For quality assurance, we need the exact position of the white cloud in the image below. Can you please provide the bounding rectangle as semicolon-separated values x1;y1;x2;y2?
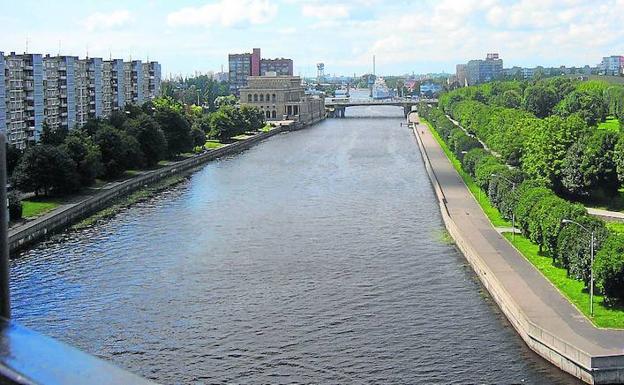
301;4;350;19
167;0;278;28
82;10;133;32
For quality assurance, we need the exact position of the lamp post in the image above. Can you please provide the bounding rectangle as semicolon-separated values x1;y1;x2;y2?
561;219;595;317
491;173;516;242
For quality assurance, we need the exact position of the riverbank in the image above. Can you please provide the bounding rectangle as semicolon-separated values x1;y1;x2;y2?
8;120;317;254
410;113;624;384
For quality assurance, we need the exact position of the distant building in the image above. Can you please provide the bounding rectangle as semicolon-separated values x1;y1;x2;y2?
228;48;293;93
102;59;125;117
214;71;229;83
420;82;442;96
600;56;624;76
459;53;503;85
455;64;467;86
240;75;324;124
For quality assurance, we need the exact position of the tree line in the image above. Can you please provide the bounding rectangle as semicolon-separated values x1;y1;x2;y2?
8;97;266;219
440;78;624;201
419;104;624;304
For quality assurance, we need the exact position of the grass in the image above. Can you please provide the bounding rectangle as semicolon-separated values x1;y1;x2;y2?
503;232;624;329
22;199;61;218
423;119;511;227
260;124;273;133
232;133;255;140
598;116;621;132
606;221;624;235
204;140;225;149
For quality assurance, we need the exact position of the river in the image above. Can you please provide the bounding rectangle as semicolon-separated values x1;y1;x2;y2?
10;105;581;384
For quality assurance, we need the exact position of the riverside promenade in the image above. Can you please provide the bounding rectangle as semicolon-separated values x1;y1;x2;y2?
410;113;624;384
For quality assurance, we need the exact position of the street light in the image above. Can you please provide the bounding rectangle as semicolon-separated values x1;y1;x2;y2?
561;218;595;317
492;173;516;241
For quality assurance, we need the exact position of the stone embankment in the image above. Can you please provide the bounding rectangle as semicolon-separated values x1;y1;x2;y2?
410;113;624;384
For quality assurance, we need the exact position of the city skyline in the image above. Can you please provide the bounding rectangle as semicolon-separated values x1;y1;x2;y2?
2;0;624;77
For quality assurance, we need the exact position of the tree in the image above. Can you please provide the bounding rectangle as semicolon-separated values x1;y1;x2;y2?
125;115;168;167
12;145;79;196
554;90;607;126
594;234;624;303
155;108;193;158
208;108;235;141
95;125;144;178
60;131;103;186
191;127;206;149
240;105;265;131
40;122;67;146
501;89;521;109
214;95;237;108
522;84;558;118
7;190;22;221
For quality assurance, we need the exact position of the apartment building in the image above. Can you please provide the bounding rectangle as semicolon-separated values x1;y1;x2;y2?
4;53;44;148
1;52;161;148
456;53;503;86
600;56;624;76
102;59;125;117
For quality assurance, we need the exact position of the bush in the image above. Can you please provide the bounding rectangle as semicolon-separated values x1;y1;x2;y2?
461;148;489;176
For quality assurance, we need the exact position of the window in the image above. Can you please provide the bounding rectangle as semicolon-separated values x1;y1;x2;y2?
265;110;270;118
294;105;299;115
260;94;264;102
271;110;276;119
266;94;270;102
287;105;293;116
272;94;276;102
253;94;258;102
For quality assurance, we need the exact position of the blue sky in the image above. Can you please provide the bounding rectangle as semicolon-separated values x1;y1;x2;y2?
1;0;624;77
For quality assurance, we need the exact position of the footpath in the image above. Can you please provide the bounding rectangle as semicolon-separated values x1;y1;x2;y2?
411;113;624;384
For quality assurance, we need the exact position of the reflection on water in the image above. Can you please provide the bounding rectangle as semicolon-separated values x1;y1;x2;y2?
10;106;581;384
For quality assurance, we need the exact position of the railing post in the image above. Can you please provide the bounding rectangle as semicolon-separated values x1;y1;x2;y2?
0;133;10;318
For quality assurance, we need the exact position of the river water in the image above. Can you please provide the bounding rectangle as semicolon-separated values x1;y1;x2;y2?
10;106;581;384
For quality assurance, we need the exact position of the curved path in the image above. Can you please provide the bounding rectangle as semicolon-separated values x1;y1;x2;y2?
411;114;624;384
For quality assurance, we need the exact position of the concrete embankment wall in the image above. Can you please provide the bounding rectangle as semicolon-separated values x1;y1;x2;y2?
9;123;305;253
410;121;621;384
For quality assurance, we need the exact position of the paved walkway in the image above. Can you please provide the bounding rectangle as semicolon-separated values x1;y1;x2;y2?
411;114;624;363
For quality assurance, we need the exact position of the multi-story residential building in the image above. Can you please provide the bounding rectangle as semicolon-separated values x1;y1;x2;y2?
102;59;125;116
86;57;103;119
0;52;5;133
600;56;624;76
122;60;149;106
461;53;503;85
4;53;44;148
240;74;324;124
1;52;160;147
228;48;293;93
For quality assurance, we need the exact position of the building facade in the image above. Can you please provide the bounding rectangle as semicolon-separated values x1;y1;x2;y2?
240;75;324;123
260;58;293;77
461;53;503;85
600;56;624;76
228;48;293;93
1;53;161;148
4;53;44;148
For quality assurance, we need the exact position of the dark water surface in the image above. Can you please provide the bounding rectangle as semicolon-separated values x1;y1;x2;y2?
11;106;581;384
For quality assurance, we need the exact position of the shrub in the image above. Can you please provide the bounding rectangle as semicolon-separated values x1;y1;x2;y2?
595;234;624;303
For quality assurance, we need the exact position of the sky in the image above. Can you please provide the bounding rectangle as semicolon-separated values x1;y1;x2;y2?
1;0;624;78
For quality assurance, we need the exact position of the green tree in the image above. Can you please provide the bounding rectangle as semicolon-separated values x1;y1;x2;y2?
191;127;206;149
60;131;103;186
594;233;624;303
125;115;168;167
95;125;144;178
554;90;607;126
40;122;67;146
522;84;558;118
155;108;193;158
240;105;265;131
12;145;79;196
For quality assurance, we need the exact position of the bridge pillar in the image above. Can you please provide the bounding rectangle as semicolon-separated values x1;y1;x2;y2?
337;107;346;118
403;105;411;117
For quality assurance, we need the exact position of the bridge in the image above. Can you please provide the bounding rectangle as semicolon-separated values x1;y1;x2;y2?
324;97;438;117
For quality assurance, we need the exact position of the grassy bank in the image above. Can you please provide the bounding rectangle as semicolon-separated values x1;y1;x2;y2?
422;119;510;227
22;199;61;218
72;175;188;230
503;232;624;329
